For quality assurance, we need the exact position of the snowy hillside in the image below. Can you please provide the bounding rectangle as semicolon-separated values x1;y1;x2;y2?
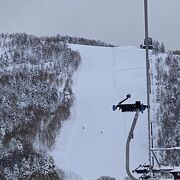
1;33;178;179
52;45;150;179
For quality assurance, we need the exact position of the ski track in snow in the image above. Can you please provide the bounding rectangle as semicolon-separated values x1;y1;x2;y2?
51;45;149;179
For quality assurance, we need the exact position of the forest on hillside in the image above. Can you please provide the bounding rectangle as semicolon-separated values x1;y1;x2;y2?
154;46;180;166
0;33;81;179
40;35;114;47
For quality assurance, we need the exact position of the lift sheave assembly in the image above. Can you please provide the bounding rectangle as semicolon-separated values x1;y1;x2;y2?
113;94;148;113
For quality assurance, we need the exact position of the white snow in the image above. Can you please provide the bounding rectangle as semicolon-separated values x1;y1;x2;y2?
51;45;150;179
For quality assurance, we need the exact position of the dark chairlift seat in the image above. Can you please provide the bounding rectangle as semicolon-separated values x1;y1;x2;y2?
140;37;153;50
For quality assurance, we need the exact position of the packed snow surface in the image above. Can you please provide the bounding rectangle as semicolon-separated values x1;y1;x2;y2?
52;45;149;179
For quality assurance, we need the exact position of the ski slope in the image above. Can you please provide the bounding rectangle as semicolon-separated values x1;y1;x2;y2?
52;45;149;179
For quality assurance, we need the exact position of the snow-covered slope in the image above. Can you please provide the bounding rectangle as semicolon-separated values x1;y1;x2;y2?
52;45;149;179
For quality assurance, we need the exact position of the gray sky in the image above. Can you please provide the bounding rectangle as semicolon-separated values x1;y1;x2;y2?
0;0;179;50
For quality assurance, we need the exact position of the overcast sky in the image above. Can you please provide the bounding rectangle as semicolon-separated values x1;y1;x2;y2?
0;0;179;50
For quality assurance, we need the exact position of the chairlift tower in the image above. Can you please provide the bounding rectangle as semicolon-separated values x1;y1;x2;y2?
144;0;152;175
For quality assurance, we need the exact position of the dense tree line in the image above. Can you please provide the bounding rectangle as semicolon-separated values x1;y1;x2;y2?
155;51;180;166
173;50;180;55
40;34;114;47
0;33;81;179
96;176;116;180
152;40;165;55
